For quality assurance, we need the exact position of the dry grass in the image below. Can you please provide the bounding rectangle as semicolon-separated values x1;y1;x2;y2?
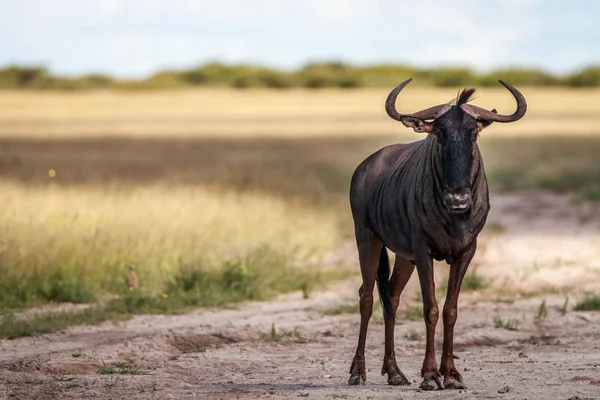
0;87;599;138
0;87;598;336
0;182;341;308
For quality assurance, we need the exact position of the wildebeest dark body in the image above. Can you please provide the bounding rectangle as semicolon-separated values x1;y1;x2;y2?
348;79;526;390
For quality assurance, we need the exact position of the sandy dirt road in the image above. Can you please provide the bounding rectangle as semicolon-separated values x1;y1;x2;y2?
1;192;600;400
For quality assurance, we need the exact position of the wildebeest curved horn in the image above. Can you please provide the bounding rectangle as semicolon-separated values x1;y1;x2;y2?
385;78;451;121
460;80;527;122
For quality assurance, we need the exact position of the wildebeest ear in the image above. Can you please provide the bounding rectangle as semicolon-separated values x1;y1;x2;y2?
477;109;497;131
401;117;435;134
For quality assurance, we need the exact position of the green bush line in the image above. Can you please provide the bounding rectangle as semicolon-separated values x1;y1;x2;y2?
1;63;599;91
0;256;349;339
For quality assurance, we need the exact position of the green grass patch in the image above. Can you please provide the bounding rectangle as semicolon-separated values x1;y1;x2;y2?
573;294;600;311
403;305;423;321
97;361;150;375
580;185;600;202
0;307;127;339
0;271;96;309
405;328;421;341
560;297;569;315
435;267;490;297
0;263;346;339
0;260;348;339
263;323;302;342
462;269;491;292
536;300;548;319
492;315;520;331
162;252;333;308
169;335;211;353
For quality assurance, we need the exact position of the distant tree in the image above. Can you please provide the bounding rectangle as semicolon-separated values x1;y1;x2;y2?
297;62;362;88
81;74;114;88
567;66;600;86
142;70;187;89
479;68;560;86
359;64;416;87
417;67;477;87
0;65;47;89
180;68;208;85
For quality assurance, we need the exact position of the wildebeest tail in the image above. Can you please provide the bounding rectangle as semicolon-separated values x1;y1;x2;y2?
377;247;394;320
356;247;392;319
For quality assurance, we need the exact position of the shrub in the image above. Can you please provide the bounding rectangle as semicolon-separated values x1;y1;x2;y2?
573;294;600;310
142;70;187;89
567;66;600;87
0;65;48;89
298;62;362;88
359;64;416;87
479;68;560;86
417;67;477;87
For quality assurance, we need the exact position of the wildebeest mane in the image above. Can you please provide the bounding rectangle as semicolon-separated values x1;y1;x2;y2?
451;88;477;106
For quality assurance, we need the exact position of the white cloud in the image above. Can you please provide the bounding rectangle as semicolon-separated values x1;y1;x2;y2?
93;0;122;17
0;0;595;76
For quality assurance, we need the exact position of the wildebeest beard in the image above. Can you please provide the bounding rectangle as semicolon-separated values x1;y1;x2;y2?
431;131;480;241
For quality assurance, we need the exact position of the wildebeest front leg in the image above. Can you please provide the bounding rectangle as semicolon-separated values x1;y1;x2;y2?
440;241;477;389
381;256;414;385
415;250;443;390
348;235;381;385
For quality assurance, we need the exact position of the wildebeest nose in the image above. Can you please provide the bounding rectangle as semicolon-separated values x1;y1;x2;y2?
446;192;470;202
443;189;472;210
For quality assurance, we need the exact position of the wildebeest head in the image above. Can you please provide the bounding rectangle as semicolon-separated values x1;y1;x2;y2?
385;78;527;213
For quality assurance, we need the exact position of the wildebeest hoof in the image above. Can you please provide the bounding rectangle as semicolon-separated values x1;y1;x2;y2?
420;372;444;390
381;361;410;386
387;372;410;386
348;356;366;385
420;379;440;390
443;376;466;389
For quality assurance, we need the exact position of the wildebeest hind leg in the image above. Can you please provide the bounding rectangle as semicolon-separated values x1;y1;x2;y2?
348;234;381;385
381;255;414;385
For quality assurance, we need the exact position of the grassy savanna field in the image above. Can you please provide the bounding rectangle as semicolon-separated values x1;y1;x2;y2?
0;86;599;338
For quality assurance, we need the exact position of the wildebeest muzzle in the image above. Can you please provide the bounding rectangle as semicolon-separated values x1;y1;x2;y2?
443;186;472;213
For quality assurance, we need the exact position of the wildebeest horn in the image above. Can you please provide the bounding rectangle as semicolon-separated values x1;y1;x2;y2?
385;78;451;121
460;80;527;122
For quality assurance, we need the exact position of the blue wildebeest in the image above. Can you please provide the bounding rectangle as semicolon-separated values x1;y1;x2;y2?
348;79;526;390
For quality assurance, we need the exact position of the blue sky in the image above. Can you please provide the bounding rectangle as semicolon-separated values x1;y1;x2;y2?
0;0;598;77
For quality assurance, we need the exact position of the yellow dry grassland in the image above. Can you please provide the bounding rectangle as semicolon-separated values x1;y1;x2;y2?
0;182;339;292
0;87;598;321
0;87;599;138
